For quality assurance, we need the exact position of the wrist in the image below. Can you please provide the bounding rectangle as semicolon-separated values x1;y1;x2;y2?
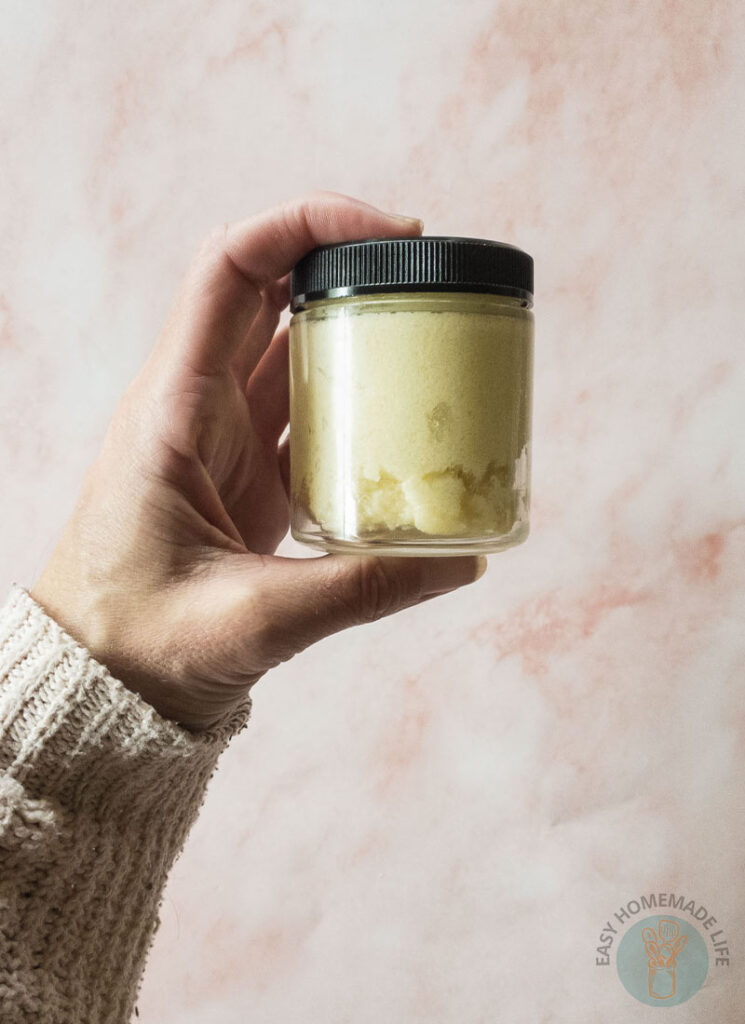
30;557;179;725
29;552;255;733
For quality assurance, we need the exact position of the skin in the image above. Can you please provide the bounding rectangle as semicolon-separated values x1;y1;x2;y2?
30;191;486;731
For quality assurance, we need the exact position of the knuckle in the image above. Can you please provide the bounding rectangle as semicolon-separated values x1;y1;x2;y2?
352;557;406;624
193;224;228;270
203;223;228;251
305;187;335;201
239;568;274;634
298;187;338;212
237;588;285;666
241;575;302;668
280;197;315;249
249;606;278;657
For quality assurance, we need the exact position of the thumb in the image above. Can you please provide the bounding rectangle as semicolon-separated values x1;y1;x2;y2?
252;553;487;662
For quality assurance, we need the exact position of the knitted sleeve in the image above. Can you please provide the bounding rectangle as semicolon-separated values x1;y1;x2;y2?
0;583;252;1024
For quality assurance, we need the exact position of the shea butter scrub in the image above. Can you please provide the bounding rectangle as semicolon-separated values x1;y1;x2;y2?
288;236;534;555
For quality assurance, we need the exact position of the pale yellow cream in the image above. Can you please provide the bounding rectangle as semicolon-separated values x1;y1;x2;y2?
289;294;532;544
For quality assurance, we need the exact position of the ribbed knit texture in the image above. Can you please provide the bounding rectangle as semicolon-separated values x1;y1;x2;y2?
0;584;252;1023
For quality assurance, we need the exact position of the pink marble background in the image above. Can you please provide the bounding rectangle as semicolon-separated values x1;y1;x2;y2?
2;1;745;1020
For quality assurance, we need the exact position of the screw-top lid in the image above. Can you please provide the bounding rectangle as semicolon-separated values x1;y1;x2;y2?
290;236;533;311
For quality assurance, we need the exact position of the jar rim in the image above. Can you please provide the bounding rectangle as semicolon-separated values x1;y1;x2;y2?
292;283;533;312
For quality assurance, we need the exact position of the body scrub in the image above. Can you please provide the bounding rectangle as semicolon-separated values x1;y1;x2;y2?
288;236;534;556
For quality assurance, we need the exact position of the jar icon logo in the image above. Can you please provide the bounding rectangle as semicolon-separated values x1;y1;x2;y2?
642;918;688;999
616;914;708;1007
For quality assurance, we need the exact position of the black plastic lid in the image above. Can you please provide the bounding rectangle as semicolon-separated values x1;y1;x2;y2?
290;236;533;311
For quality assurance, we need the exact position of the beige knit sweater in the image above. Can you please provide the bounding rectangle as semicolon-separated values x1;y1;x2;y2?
0;583;253;1023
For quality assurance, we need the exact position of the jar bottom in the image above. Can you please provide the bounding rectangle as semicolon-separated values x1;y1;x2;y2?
290;520;529;557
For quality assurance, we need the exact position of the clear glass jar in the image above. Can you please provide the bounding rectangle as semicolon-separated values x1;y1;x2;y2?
288;239;534;556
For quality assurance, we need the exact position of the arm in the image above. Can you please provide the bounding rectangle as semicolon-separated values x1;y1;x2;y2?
0;585;246;1024
1;191;484;1023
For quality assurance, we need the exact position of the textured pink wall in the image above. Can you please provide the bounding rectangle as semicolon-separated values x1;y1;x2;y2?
2;1;744;1020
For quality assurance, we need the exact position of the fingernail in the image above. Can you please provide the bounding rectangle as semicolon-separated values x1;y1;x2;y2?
387;212;424;231
422;555;487;596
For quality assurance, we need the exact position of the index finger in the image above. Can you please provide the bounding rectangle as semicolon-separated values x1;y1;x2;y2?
164;190;423;376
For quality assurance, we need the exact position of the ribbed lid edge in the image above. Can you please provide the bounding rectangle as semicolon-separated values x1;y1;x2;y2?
290;236;533;310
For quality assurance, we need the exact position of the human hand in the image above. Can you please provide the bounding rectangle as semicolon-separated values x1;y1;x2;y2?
30;191;487;731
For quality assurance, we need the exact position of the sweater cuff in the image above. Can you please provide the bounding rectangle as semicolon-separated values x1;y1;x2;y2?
0;582;251;824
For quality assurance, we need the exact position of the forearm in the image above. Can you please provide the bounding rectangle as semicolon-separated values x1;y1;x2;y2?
0;584;251;1024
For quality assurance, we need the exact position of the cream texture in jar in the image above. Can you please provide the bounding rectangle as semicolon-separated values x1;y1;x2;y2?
289;238;534;556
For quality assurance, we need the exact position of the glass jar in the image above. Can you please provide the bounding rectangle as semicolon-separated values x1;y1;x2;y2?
288;237;534;556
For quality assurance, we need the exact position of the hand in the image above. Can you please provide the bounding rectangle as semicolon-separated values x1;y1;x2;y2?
30;191;487;731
